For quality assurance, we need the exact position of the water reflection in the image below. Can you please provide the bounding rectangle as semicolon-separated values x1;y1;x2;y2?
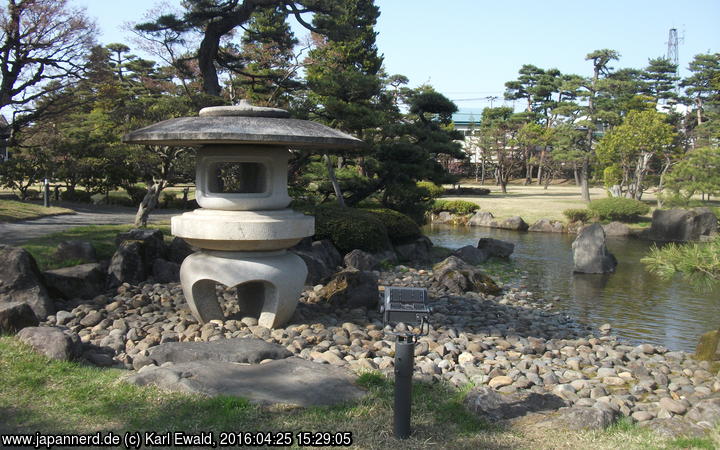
423;224;718;352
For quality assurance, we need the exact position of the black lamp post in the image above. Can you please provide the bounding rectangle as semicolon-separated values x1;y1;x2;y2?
379;286;432;440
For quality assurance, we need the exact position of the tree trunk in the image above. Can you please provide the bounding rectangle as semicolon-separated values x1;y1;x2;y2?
657;158;672;208
324;154;345;208
580;157;591;202
500;180;508;194
134;181;165;227
573;163;580;186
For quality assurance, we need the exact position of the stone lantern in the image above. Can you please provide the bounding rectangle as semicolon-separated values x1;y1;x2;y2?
123;101;362;328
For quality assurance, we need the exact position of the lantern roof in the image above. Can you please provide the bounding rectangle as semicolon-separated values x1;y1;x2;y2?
122;100;364;150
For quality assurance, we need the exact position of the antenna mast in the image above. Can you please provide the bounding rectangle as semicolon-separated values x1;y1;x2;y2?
667;28;680;94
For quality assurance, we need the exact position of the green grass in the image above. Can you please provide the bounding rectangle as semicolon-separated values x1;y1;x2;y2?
0;199;74;222
21;224;172;270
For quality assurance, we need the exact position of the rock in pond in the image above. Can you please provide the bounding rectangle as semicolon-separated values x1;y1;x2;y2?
572;223;617;274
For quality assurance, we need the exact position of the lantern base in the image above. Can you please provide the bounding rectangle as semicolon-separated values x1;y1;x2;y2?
180;250;307;329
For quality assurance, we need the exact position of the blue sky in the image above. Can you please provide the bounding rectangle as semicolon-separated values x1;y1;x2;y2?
73;0;719;114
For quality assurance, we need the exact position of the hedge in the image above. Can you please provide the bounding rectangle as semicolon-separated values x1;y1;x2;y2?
431;199;480;215
588;197;650;222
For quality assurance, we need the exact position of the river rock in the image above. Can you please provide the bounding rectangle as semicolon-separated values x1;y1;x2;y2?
343;249;379;271
16;326;81;360
318;269;379;308
125;357;367;407
0;301;38;333
0;245;55;320
432;256;501;295
476;238;514;258
499;216;529;231
452;245;488;265
468;211;498;227
529;218;564;233
571;224;617;274
644;208;718;242
54;241;97;263
43;263;107;300
464;387;566;421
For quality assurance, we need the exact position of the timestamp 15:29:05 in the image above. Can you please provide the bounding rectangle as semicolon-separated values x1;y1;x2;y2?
218;431;353;447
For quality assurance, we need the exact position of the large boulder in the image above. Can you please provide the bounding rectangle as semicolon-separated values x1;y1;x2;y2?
432;256;501;295
499;216;529;231
54;241;97;263
644;208;718;242
107;241;147;288
151;258;180;283
167;237;195;265
16;326;81;361
694;330;720;361
290;239;343;286
468;211;498;227
529;218;565;233
516;406;619;431
343;249;379;271
0;301;38;333
572;223;617;274
115;228;167;263
125;357;366;407
602;221;631;237
394;236;433;263
464;387;566;421
318;269;379;308
0;245;54;320
452;245;488;265
43;263;107;300
477;238;514;258
135;337;292;370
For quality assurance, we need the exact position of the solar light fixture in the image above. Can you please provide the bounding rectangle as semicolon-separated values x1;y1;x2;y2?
380;286;432;440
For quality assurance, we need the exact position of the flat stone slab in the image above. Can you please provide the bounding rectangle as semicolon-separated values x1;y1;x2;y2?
126;357;367;407
146;338;292;365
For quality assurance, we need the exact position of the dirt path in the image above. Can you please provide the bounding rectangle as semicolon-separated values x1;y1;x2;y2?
0;203;180;245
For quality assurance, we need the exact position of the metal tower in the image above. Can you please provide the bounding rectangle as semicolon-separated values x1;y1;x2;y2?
666;28;680;95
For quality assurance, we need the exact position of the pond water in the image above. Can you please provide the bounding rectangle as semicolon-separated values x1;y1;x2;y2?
422;224;719;352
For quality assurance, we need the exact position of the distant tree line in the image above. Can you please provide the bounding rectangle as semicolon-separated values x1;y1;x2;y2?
464;50;719;204
0;0;464;225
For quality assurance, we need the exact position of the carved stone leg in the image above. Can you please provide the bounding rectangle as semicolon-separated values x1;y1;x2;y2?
180;250;307;328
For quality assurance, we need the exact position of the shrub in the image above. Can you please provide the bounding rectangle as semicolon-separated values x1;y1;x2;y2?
313;205;391;254
60;189;93;203
363;208;421;245
588;197;650;222
562;208;591;222
416;181;445;199
431;200;479;215
124;185;147;205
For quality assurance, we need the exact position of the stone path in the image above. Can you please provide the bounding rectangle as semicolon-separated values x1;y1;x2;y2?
0;203;180;245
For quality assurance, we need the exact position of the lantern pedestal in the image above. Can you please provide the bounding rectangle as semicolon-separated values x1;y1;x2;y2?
180;250;307;329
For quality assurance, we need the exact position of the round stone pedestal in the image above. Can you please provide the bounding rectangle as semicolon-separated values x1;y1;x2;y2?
180;250;307;328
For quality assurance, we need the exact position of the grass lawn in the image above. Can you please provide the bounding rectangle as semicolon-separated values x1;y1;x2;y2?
2;337;716;449
443;181;720;227
0;200;75;222
21;224;171;271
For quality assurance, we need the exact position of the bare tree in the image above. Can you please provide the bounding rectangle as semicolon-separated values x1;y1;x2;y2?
0;0;96;135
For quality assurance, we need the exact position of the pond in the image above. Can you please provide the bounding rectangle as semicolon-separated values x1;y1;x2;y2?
422;224;719;353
